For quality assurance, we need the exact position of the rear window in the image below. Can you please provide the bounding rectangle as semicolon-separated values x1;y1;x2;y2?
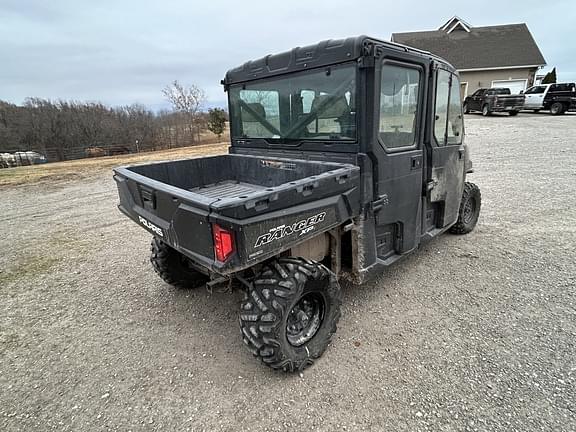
550;83;576;92
488;88;511;95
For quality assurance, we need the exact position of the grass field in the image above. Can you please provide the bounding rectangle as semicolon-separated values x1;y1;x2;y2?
0;142;229;187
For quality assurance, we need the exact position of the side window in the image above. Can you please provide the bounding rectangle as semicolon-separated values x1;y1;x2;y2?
434;70;462;146
379;63;421;149
447;75;463;145
526;86;546;94
434;70;450;145
300;90;315;114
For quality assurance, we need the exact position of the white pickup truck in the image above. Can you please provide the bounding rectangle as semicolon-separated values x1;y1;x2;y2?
523;82;576;115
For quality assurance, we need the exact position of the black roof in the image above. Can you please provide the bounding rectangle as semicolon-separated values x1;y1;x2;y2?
392;23;546;70
224;35;454;85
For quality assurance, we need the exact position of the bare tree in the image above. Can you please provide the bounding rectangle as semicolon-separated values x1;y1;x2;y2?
0;94;216;162
162;80;206;145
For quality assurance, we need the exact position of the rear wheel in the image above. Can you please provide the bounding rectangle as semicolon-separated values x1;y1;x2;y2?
550;102;565;115
450;182;481;235
508;111;519;116
482;104;491;116
239;257;342;372
150;237;209;289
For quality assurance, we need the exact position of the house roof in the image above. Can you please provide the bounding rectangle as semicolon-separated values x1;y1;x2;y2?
392;20;546;70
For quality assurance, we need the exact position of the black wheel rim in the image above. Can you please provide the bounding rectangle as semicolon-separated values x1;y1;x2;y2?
286;293;325;346
463;196;477;224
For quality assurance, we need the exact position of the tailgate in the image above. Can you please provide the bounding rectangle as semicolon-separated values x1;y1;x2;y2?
114;169;218;271
496;95;525;106
113;156;360;275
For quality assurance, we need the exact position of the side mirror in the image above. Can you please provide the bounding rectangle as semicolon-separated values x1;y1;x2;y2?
520;90;524;94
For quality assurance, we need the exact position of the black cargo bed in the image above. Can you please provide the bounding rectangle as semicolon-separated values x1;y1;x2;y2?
190;181;267;199
125;154;342;193
113;154;360;274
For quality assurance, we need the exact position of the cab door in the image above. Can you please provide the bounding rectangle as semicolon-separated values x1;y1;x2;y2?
371;59;426;257
427;68;465;230
524;85;547;108
469;89;485;111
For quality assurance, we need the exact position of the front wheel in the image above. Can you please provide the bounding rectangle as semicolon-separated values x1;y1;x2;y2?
150;237;209;289
550;102;565;115
450;182;481;235
482;104;491;116
239;257;342;372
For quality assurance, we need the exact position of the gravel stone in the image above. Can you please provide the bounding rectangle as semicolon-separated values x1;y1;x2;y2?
0;113;575;431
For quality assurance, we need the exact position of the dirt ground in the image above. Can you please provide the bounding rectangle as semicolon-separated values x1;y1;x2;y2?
1;113;575;431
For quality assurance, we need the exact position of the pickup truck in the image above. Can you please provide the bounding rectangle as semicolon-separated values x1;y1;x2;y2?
463;87;525;116
523;82;576;115
113;36;481;372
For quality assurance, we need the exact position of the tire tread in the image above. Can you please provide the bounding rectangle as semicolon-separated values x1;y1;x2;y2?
449;182;481;235
239;257;341;372
150;237;208;289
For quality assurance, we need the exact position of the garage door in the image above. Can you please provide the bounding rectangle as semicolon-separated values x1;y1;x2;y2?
492;80;527;95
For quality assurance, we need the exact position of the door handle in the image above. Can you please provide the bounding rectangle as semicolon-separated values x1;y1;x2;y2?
410;155;422;170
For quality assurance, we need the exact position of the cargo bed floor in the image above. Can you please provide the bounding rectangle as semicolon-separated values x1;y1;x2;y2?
190;180;267;199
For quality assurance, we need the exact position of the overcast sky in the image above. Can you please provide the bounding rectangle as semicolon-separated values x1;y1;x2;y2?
1;0;574;110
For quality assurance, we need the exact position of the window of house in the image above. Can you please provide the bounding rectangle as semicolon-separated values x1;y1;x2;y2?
378;63;421;149
300;90;315;114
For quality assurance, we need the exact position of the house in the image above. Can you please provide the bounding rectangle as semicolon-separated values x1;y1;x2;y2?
391;17;546;97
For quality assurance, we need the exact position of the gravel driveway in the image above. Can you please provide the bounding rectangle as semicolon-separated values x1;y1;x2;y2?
1;113;575;431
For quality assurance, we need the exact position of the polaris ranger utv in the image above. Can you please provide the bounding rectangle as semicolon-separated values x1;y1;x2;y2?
113;36;481;372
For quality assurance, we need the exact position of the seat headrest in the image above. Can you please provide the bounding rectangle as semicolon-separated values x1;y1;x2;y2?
310;95;349;118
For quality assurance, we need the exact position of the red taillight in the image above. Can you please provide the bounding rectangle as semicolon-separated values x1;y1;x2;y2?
212;224;235;262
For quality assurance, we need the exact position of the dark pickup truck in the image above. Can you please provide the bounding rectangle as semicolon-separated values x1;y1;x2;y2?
463;87;525;116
